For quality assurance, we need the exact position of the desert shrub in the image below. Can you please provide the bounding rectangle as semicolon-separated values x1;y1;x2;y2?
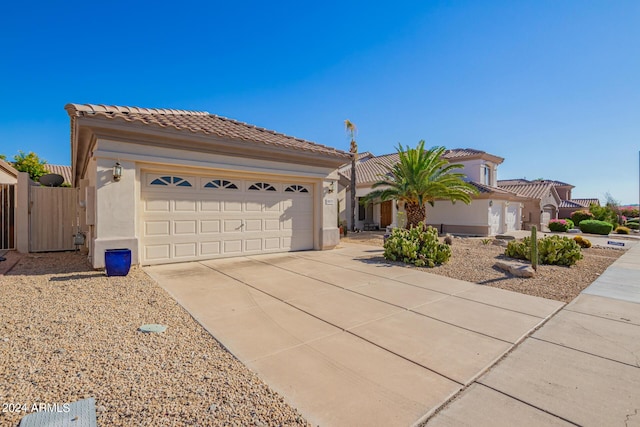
549;219;571;232
627;222;639;230
589;204;619;227
579;219;614;235
383;222;451;267
505;237;531;260
565;218;574;229
615;226;630;234
571;210;594;225
573;235;592;248
505;235;583;266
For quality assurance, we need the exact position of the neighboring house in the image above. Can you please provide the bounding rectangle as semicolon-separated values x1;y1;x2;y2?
340;148;528;236
498;179;600;229
66;104;350;268
0;159;18;184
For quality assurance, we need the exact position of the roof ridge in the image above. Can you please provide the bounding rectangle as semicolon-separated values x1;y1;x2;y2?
65;103;210;116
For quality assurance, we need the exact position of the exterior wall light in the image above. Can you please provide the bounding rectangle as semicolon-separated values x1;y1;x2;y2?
489;200;493;207
328;182;335;193
113;162;122;182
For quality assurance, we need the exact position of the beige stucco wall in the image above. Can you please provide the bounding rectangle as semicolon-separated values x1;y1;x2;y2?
83;138;339;268
426;199;491;235
0;168;17;185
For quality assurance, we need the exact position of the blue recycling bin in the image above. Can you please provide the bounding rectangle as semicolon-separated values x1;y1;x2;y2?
105;248;131;276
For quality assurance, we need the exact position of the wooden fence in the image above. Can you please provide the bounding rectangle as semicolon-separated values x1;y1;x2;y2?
29;186;77;252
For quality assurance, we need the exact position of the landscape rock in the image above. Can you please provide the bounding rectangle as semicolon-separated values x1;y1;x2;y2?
494;260;535;278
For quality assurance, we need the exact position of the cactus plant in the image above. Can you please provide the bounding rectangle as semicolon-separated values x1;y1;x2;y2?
530;226;538;271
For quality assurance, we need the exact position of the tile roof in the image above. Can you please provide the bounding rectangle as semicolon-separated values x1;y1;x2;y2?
498;178;574;188
443;148;504;164
571;198;600;207
468;181;520;196
559;200;584;208
65;104;350;160
498;181;557;200
44;165;72;185
0;159;18;178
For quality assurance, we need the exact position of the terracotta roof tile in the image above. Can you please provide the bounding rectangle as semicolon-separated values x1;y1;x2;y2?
45;165;72;185
559;200;584;208
571;198;600;207
498;181;556;200
65;103;350;160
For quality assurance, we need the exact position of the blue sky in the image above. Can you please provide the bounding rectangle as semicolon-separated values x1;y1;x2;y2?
1;1;639;204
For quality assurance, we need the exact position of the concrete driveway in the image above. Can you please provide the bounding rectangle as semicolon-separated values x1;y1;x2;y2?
145;243;563;426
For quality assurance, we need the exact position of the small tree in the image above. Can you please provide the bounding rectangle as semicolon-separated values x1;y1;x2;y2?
11;151;49;181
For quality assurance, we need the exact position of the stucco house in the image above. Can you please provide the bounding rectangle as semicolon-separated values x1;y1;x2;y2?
498;179;600;229
65;104;350;268
339;148;528;236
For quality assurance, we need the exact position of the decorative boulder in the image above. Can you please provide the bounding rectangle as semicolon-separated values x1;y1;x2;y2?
494;260;535;278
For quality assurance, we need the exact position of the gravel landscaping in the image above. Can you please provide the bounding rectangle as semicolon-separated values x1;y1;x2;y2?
0;232;628;425
341;232;625;303
0;252;309;426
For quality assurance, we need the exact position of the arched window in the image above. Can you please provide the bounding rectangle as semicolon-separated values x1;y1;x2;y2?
150;176;192;187
248;182;276;191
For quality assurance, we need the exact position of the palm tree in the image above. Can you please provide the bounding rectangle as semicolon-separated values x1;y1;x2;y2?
345;120;358;232
363;141;478;228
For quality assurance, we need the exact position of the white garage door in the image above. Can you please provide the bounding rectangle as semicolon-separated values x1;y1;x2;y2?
490;204;502;235
140;172;314;265
506;205;518;231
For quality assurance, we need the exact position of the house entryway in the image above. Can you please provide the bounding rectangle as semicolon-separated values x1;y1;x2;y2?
380;200;393;228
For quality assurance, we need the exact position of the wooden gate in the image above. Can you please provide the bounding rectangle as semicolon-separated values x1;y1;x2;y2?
1;184;15;250
29;186;77;252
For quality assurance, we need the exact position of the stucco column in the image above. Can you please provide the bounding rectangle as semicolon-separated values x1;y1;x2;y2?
321;179;339;249
92;158;138;268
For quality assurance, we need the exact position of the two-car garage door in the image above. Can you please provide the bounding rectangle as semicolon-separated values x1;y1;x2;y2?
140;172;314;265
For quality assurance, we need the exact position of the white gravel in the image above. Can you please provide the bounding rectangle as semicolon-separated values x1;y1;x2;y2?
0;252;309;426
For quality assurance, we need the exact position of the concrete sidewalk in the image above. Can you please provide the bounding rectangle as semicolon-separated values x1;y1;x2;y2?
427;243;640;426
145;243;563;426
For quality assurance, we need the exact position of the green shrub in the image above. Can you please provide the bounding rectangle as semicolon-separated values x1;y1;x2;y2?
571;210;594;225
505;235;583;266
627;222;639;230
579;220;614;235
383;223;451;267
615;226;630;234
549;219;571;232
589;204;619;227
565;218;574;229
573;235;592;248
505;237;531;260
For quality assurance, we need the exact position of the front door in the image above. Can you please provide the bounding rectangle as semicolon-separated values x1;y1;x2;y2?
380;200;393;228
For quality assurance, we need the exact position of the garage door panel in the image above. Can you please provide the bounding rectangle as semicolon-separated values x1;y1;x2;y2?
201;241;221;255
264;237;281;250
244;219;262;232
264;202;280;212
145;199;170;212
174;220;197;235
175;243;197;258
264;219;280;231
146;244;171;261
244;239;262;252
145;221;170;236
224;201;242;212
200;220;221;233
224;240;243;254
224;219;243;232
175;200;197;212
201;201;221;212
246;201;262;212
